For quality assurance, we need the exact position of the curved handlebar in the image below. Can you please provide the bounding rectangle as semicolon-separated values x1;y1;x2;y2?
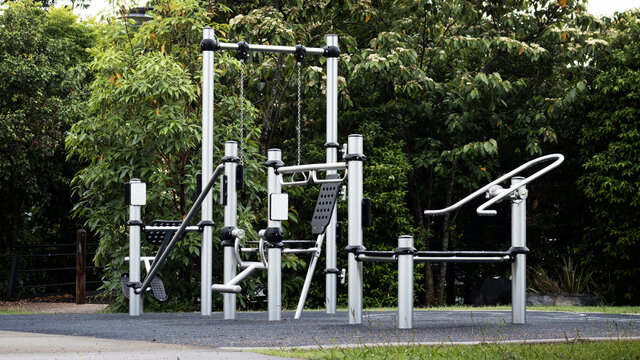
234;235;268;269
423;154;564;217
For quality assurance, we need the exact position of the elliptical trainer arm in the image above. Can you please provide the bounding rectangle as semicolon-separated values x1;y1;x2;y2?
134;163;225;295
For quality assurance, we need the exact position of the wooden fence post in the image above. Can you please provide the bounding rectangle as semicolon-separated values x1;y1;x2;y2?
6;251;21;298
76;229;87;304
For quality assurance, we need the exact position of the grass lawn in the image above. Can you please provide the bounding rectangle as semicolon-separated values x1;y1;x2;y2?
258;305;640;359
349;305;640;314
259;340;640;359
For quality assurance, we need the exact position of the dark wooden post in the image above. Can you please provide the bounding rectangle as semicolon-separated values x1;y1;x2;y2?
6;250;21;298
76;229;87;304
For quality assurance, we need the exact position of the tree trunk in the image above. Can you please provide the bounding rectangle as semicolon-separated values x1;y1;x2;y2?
423;167;436;307
436;158;457;305
259;54;286;154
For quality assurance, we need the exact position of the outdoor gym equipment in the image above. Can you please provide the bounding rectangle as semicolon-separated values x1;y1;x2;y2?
203;31;367;322
345;153;564;328
121;29;347;319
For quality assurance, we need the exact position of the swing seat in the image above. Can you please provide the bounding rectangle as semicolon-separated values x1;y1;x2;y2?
120;272;168;302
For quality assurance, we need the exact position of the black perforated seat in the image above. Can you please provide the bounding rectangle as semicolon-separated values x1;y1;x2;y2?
145;220;185;246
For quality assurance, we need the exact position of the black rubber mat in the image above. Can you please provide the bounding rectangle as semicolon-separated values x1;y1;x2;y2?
0;310;638;348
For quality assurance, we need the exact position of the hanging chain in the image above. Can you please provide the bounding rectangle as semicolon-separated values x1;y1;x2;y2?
239;59;245;166
296;62;302;166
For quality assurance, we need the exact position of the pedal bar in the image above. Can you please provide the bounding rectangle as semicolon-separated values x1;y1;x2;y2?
135;164;225;295
212;263;266;293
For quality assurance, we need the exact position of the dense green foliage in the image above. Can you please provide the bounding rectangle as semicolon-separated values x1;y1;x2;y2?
578;10;640;303
0;0;631;307
0;0;93;296
65;0;275;310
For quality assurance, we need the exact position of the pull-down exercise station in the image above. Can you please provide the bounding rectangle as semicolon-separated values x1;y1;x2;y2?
120;28;364;321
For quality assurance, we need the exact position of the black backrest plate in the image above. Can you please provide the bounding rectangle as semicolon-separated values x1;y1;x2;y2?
311;175;341;235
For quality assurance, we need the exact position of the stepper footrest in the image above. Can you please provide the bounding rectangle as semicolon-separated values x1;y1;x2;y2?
150;275;168;302
120;273;131;299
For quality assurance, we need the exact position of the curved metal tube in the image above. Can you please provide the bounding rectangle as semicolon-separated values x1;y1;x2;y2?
234;236;268;269
135;164;225;295
281;171;312;186
280;169;347;187
278;162;347;187
312;169;347;184
277;162;347;174
423;154;564;217
234;237;245;268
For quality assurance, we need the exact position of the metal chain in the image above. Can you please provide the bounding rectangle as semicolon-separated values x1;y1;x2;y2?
296;62;302;166
239;59;245;165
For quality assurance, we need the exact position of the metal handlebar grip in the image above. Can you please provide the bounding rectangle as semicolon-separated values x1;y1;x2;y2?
423;154;564;217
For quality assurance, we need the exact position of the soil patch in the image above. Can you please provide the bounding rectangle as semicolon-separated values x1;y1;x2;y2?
0;295;108;313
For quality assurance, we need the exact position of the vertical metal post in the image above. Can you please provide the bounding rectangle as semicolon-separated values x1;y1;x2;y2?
76;229;87;305
201;27;215;316
223;141;238;320
128;178;145;316
347;134;364;325
325;34;339;315
267;149;282;321
397;235;414;329
511;176;527;324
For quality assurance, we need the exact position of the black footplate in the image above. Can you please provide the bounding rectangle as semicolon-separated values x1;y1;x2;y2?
120;273;132;299
120;272;168;302
150;274;168;302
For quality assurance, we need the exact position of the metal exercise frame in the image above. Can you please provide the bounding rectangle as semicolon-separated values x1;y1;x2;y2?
125;163;224;316
261;149;352;321
213;143;361;322
201;29;342;319
347;153;564;328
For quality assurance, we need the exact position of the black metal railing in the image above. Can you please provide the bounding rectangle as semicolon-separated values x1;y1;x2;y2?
6;230;103;303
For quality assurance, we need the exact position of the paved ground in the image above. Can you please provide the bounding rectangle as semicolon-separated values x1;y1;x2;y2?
1;309;639;351
0;330;289;360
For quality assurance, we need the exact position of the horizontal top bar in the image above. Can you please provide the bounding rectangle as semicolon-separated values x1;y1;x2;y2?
217;42;326;56
145;225;201;232
277;162;346;174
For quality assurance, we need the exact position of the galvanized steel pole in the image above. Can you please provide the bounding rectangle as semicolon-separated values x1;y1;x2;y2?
223;141;238;319
511;176;527;324
325;34;339;315
200;27;215;316
347;135;364;325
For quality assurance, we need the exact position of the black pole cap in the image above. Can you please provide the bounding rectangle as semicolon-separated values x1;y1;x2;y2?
200;38;219;52
236;41;249;60
294;45;306;62
323;45;340;58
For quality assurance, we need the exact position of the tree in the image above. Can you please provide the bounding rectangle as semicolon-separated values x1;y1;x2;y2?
348;0;604;305
578;10;640;303
65;0;274;310
0;0;93;296
223;1;417;308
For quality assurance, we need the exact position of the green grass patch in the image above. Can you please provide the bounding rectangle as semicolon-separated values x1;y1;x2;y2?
0;310;29;314
259;340;640;359
357;305;640;314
